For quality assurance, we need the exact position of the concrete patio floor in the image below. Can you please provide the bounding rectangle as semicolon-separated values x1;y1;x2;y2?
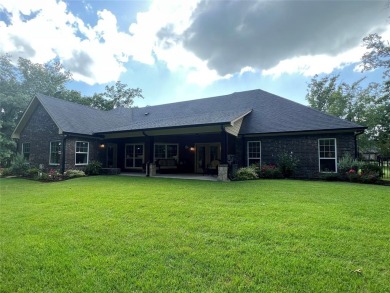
120;172;219;181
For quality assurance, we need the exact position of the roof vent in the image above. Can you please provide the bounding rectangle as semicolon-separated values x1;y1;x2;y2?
144;112;149;116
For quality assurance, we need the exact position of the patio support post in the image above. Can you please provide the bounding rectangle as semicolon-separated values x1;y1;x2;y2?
147;134;156;176
220;126;228;164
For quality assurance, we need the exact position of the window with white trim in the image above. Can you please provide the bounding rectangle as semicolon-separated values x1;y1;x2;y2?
50;141;61;165
22;143;30;161
247;141;261;166
154;144;179;161
318;138;337;172
75;141;89;165
125;144;144;168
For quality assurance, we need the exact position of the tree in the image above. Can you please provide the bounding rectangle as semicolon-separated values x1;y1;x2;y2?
0;55;144;166
0;56;73;166
306;33;390;157
101;81;143;110
362;33;390;78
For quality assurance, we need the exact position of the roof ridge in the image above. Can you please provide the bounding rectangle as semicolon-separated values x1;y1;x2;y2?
36;93;108;114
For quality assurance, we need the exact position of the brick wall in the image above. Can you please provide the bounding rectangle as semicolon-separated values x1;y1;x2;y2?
19;104;63;169
63;137;101;170
237;132;356;178
18;104;101;172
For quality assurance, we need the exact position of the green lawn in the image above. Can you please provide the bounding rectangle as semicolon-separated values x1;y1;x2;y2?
1;177;389;292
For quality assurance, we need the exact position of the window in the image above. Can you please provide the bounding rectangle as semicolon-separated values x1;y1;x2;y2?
318;138;337;172
50;141;62;165
247;141;261;166
125;144;144;168
22;143;30;161
75;141;89;165
154;144;178;161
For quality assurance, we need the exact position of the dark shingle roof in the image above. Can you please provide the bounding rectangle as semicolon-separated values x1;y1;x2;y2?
36;89;365;136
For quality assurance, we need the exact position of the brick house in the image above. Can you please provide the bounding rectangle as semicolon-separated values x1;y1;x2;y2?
12;89;365;179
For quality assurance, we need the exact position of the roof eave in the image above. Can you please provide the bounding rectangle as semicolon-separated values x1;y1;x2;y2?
94;121;233;135
240;126;367;137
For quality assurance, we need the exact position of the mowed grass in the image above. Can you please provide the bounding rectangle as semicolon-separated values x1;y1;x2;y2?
1;177;389;292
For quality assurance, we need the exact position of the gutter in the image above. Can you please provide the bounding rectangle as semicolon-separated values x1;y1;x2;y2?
354;129;365;159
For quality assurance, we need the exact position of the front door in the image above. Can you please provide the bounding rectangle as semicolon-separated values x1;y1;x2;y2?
195;143;221;173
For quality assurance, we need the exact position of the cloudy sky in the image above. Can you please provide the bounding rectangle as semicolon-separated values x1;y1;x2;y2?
0;0;388;107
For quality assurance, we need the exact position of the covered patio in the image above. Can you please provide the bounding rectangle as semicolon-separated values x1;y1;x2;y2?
119;172;220;181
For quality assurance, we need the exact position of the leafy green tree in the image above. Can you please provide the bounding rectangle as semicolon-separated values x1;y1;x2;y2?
101;81;143;110
0;55;144;166
306;33;390;157
0;55;72;166
362;33;390;78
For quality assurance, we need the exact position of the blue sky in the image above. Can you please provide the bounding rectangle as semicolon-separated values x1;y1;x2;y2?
0;0;388;107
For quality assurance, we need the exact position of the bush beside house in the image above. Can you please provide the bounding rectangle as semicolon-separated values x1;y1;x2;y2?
234;153;383;184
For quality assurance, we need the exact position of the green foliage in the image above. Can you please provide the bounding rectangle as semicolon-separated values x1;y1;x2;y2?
64;169;86;178
307;34;390;157
337;153;362;175
101;81;144;110
25;167;40;179
8;154;29;176
0;55;144;166
84;161;102;175
319;173;340;181
278;152;299;178
362;33;390;78
0;55;72;166
0;168;12;177
361;163;383;177
258;164;284;179
234;166;258;180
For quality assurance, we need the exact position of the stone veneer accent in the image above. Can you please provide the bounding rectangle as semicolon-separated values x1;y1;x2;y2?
218;164;229;181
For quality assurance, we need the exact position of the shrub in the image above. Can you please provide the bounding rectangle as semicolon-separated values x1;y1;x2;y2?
25;167;40;179
338;153;362;176
278;152;299;178
258;164;284;179
37;169;63;182
8;154;30;176
65;169;86;178
0;168;13;177
84;161;102;175
346;169;360;182
360;163;383;177
360;171;380;184
235;166;258;181
319;173;339;181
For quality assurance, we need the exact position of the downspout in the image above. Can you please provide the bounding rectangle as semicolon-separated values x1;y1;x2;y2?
354;130;364;159
61;134;67;174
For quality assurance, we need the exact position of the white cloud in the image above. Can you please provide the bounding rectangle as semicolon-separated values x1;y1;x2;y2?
0;0;132;84
0;0;388;87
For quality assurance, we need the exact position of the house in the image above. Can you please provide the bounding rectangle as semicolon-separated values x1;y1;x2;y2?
12;89;365;179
